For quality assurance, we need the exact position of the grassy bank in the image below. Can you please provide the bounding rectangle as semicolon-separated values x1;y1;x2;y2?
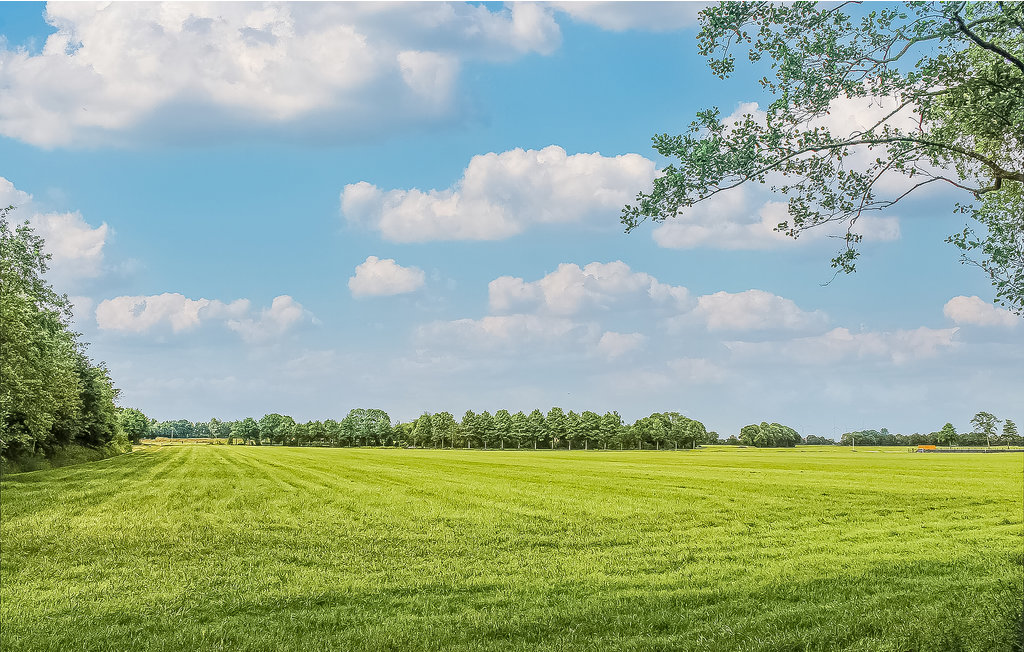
1;446;1021;651
0;441;130;476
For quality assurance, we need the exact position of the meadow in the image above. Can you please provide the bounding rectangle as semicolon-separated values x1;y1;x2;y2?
1;445;1021;651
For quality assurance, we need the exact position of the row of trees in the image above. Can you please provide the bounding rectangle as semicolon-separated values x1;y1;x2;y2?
839;413;1021;447
1;212;127;461
142;409;821;450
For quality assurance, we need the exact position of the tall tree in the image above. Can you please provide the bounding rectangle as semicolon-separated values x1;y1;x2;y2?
937;422;959;446
1002;418;1020;445
1;210;125;459
624;2;1024;312
970;411;1002;447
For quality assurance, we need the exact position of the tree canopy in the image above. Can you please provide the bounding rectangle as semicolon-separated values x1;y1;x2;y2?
623;1;1023;312
1;208;127;461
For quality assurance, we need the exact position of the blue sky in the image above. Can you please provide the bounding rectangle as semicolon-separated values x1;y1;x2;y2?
1;2;1020;437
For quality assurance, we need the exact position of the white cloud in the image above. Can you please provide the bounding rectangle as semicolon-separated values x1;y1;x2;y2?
341;145;657;242
416;313;591;352
596;331;646;359
550;2;704;32
728;326;959;364
0;2;561;147
349;255;426;298
652;189;900;251
226;295;310;343
95;292;309;342
943;295;1020;328
488;260;690;315
695;289;828;331
0;177;109;283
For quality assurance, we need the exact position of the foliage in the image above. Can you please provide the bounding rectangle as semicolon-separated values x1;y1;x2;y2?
624;1;1024;312
738;421;801;447
118;408;150;445
970;410;1002;446
1;209;126;462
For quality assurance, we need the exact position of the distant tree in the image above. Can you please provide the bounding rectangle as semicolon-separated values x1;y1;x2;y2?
494;410;513;449
412;413;434;447
460;410;478;448
208;417;231;440
476;411;495;448
527;409;547;448
565;410;582;449
323;419;343;447
600;411;623;449
804;434;835;446
740;422;800;447
937;422;959;447
306;420;326;446
546;407;567;449
510;411;529;449
291;421;309;446
431;411;457;448
232;417;260;445
366;409;392;445
1000;419;1020;445
118;408;150;445
578;411;601;450
970;411;1002;447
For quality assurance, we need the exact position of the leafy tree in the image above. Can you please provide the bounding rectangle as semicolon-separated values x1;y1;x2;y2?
510;411;529;449
1;210;125;459
431;411;457;448
232;417;260;445
413;413;434;447
208;417;231;440
546;407;567;449
600;411;623;449
526;409;546;448
493;409;513;449
306;420;326;446
740;422;800;447
1002;418;1020;445
323;419;342;447
119;408;151;445
937;422;959;446
624;2;1024;312
970;411;1002;447
580;411;601;449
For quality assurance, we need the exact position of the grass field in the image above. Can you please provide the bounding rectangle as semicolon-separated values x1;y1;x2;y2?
2;446;1021;651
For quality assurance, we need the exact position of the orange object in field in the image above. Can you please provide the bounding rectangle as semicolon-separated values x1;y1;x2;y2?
917;445;937;450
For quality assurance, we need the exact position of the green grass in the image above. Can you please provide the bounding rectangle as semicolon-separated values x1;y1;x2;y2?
2;445;1021;651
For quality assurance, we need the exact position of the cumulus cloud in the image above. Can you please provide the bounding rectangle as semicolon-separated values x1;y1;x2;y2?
596;331;646;359
695;290;828;331
728;326;959;364
488;260;690;315
341;145;657;242
943;295;1020;328
0;2;561;147
550;2;704;31
226;295;310;343
349;255;426;298
95;292;310;342
0;177;109;283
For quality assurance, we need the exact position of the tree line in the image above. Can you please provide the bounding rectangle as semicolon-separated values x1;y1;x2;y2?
135;409;820;451
838;413;1021;448
1;210;128;466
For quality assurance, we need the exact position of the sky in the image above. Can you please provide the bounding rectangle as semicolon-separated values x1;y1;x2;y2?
1;1;1020;438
